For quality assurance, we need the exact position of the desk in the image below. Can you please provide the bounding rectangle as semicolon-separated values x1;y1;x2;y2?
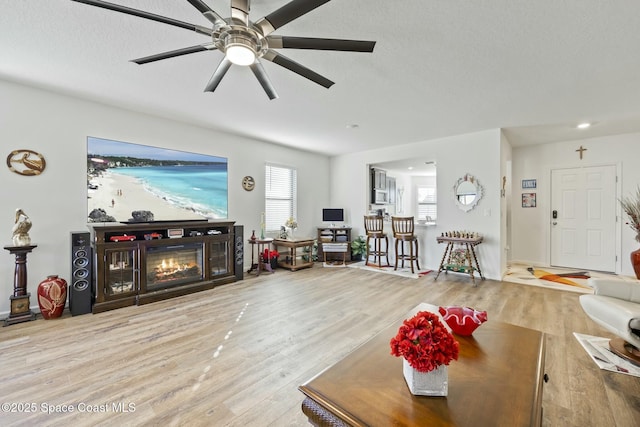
299;303;546;427
272;238;314;271
247;238;274;276
435;236;484;285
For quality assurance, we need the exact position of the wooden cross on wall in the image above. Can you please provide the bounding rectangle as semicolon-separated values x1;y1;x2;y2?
576;145;587;159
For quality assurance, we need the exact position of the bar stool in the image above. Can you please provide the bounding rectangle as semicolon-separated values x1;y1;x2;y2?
392;216;420;273
364;215;390;267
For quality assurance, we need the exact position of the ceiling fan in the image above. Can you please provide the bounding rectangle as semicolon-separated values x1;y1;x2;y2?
71;0;376;99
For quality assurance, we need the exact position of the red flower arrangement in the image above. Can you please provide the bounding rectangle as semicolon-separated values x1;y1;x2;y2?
262;249;279;261
390;311;460;373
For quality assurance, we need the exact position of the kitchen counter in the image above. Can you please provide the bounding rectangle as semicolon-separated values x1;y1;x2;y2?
380;220;437;268
382;219;436;227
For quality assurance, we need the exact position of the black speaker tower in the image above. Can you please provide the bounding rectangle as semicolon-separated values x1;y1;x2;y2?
234;225;244;281
69;231;93;315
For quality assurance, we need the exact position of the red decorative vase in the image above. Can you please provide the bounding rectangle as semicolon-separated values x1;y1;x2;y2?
631;248;640;280
37;275;67;319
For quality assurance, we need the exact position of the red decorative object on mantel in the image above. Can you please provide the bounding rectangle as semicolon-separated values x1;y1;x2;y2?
37;275;67;319
439;306;488;336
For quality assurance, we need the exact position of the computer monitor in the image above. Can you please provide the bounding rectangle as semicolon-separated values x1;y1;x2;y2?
322;208;344;224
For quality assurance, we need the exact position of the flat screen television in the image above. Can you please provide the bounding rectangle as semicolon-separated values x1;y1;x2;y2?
322;208;344;223
87;136;228;223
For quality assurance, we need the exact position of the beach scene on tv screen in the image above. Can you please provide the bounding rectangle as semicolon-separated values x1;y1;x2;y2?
87;137;228;222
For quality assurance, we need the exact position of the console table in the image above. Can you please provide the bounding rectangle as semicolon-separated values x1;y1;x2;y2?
272;238;314;271
435;235;484;285
299;303;546;426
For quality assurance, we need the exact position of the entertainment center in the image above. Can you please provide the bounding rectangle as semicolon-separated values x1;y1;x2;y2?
89;220;238;313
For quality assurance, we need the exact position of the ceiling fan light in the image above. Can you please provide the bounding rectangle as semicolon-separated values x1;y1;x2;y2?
225;37;256;66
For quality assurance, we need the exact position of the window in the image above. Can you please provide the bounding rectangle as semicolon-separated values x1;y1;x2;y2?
417;186;437;221
265;164;297;231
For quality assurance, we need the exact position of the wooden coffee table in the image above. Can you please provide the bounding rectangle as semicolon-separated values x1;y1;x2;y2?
299;303;546;426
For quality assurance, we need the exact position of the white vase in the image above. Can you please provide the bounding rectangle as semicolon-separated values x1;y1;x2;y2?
402;359;448;396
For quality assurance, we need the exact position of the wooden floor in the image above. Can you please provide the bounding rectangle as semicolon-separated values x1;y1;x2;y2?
1;266;639;426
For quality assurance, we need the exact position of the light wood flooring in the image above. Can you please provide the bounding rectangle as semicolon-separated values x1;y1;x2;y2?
1;266;639;426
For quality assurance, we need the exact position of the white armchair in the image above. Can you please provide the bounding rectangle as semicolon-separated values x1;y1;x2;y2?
579;278;640;363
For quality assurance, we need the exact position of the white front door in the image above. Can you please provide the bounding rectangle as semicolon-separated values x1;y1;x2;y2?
550;165;617;272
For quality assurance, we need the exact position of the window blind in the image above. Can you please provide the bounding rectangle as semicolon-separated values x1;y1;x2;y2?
265;164;297;231
417;186;437;221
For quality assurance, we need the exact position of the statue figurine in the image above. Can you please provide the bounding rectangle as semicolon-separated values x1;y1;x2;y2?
12;208;32;246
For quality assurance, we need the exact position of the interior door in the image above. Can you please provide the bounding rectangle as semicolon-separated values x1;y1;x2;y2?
550;165;617;272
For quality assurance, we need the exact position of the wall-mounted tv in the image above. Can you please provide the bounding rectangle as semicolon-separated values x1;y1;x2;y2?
87;136;228;223
322;208;344;223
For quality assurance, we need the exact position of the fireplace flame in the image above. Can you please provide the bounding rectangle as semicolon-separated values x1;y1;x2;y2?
151;257;200;282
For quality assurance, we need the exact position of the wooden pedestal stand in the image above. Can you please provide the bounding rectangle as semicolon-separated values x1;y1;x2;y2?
3;245;37;326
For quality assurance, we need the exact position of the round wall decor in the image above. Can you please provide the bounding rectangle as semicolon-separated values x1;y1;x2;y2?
6;149;46;176
242;176;255;191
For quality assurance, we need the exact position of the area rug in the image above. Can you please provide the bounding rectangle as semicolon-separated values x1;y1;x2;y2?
573;332;640;377
347;261;433;279
503;263;597;293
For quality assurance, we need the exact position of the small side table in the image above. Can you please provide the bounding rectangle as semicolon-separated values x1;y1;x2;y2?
247;238;274;276
434;236;484;286
3;245;38;326
273;238;314;271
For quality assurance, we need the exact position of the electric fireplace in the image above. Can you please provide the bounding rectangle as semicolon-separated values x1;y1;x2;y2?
90;220;238;313
146;243;204;291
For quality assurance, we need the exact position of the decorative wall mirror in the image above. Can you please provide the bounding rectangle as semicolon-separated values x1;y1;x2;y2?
454;173;483;212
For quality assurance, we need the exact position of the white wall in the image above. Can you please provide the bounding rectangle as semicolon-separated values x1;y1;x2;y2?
510;133;640;277
330;129;504;280
0;79;330;315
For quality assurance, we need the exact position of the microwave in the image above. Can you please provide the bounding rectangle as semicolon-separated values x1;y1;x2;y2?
374;190;388;204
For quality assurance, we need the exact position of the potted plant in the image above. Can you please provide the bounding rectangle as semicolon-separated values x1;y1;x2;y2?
620;186;640;278
350;235;367;262
262;248;280;270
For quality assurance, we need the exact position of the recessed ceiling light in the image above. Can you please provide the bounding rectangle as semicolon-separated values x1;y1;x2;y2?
576;122;591;129
407;166;414;170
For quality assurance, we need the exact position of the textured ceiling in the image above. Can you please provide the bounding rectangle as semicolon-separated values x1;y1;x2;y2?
2;1;640;156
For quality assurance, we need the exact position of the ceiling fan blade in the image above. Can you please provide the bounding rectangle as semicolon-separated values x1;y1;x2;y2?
249;61;278;100
267;36;376;52
204;58;232;92
71;0;212;36
231;0;251;26
262;50;334;89
255;0;331;36
131;44;216;65
185;0;226;26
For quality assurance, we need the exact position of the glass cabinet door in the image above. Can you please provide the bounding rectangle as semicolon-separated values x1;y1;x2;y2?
104;247;137;296
209;240;230;276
